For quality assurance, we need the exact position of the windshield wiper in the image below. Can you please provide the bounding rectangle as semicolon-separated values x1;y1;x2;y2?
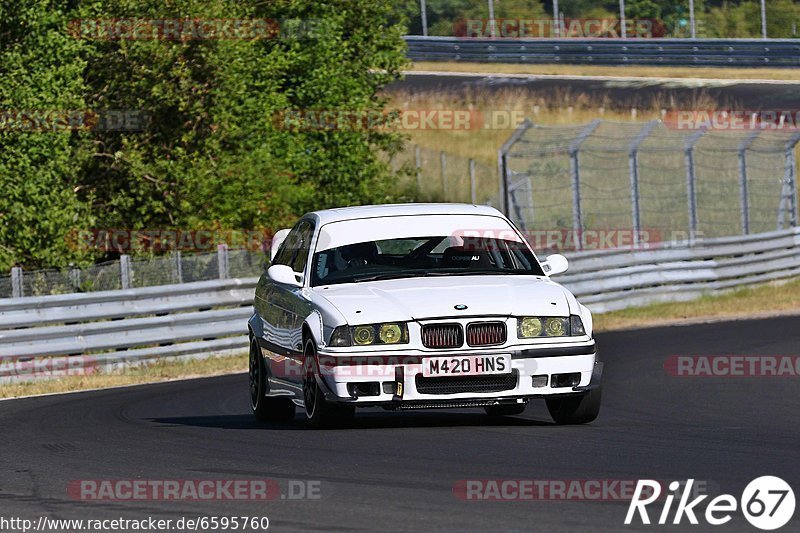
421;269;520;276
351;272;424;283
351;269;529;282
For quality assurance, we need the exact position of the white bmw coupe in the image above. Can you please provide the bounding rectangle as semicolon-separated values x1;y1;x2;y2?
248;204;602;427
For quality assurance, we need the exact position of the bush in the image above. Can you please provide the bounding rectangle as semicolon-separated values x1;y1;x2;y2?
0;0;411;270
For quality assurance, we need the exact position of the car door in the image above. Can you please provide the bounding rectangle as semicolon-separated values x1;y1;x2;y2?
257;218;315;389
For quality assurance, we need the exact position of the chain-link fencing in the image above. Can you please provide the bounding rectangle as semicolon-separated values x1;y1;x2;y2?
393;144;502;210
499;119;800;249
0;247;266;299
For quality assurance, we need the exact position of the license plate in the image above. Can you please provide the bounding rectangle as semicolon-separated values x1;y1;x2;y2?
422;354;511;377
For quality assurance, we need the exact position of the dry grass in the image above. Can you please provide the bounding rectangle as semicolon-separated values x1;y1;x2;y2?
387;86;724;167
0;352;247;399
410;61;800;81
593;278;800;332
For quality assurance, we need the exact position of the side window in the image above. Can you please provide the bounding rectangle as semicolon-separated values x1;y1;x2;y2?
290;221;314;273
273;220;315;273
272;227;299;267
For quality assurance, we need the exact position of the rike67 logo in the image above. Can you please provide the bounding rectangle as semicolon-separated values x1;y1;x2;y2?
626;477;795;530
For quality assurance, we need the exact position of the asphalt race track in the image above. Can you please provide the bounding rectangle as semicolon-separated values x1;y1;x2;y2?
391;72;800;110
2;316;799;532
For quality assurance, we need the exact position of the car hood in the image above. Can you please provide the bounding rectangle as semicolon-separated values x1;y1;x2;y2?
315;275;572;324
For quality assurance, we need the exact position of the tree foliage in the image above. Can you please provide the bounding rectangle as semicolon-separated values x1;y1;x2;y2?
0;0;95;269
0;0;410;270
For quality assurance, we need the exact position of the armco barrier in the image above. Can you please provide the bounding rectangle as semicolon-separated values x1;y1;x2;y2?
0;278;257;381
404;37;800;67
556;228;800;312
1;228;798;381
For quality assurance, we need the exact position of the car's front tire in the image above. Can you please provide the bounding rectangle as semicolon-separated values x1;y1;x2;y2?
249;337;295;423
546;386;602;425
302;337;355;428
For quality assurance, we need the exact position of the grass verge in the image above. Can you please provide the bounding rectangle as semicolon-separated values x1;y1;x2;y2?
409;62;800;81
387;84;723;166
593;278;800;332
0;352;247;400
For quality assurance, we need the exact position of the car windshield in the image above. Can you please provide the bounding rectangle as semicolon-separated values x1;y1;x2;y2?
311;236;545;286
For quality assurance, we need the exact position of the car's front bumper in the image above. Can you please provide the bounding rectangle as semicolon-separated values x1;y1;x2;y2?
314;341;601;407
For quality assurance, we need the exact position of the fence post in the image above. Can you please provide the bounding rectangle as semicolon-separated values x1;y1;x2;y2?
68;266;82;291
439;151;447;199
791;135;800;228
629;121;659;247
120;255;132;289
780;133;800;229
569;120;602;251
414;144;422;191
497;150;507;215
684;129;706;243
11;267;23;298
738;130;760;235
469;158;477;204
173;251;183;284
218;243;230;279
497;119;534;218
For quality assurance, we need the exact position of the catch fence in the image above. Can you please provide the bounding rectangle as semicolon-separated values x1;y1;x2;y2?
498;119;799;248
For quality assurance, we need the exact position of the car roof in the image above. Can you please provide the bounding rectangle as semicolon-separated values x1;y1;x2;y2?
308;203;505;225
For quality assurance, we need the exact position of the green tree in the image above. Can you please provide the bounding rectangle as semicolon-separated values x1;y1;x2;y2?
0;0;410;270
0;0;95;271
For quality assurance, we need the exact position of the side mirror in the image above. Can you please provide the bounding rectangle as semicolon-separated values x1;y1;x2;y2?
270;229;291;261
268;264;302;288
542;253;569;276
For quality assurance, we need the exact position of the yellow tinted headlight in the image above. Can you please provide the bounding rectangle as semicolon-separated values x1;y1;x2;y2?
379;323;402;344
518;317;543;338
353;326;375;345
545;317;568;337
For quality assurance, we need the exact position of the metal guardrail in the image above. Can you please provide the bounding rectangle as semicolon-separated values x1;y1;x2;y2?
404;37;800;67
0;277;257;381
1;228;798;381
556;228;800;313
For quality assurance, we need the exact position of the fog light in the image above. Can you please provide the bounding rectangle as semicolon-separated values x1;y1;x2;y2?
347;382;380;397
531;375;548;388
551;372;581;388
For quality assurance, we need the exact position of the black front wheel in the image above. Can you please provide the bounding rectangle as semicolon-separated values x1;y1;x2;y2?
303;337;354;428
546;386;602;425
